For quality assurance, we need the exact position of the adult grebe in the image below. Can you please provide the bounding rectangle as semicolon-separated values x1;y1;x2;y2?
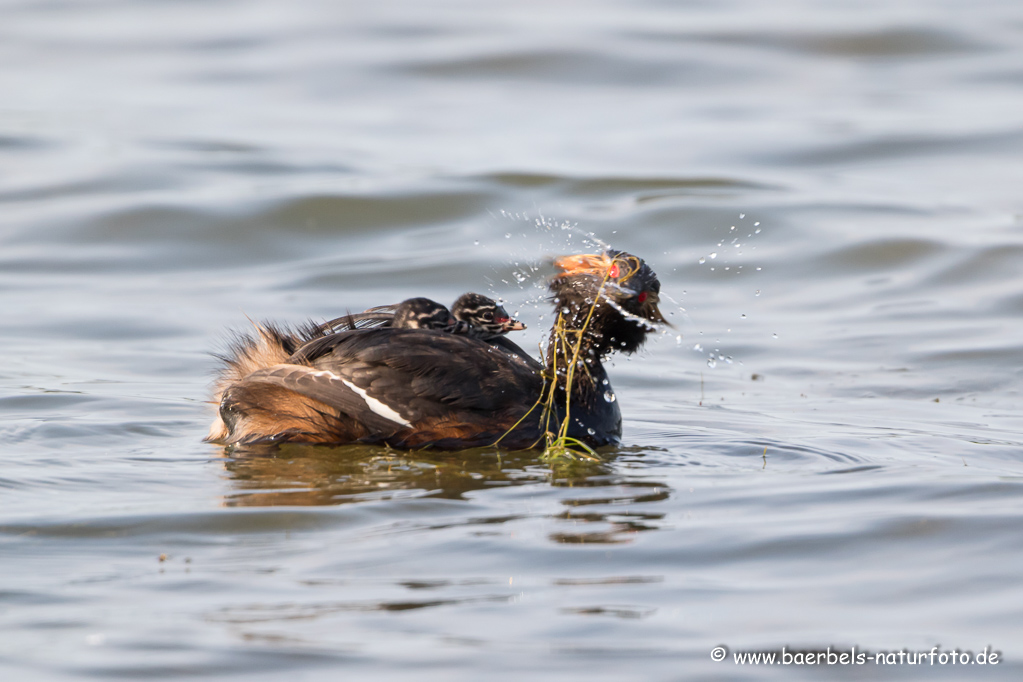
206;250;663;449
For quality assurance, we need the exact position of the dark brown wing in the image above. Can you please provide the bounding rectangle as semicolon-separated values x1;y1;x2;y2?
251;328;540;438
224;327;548;447
320;329;540;411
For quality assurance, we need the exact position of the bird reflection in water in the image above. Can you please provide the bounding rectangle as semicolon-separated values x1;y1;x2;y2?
217;444;669;544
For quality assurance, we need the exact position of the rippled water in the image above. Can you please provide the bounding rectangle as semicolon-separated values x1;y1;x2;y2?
3;0;1023;679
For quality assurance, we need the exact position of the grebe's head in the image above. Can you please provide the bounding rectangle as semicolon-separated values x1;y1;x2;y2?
392;298;457;331
550;250;666;355
452;292;526;339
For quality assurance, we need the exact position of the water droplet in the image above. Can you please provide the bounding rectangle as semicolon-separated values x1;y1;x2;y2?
603;390;616;403
739;213;745;219
772;333;778;339
698;257;706;265
587;428;596;436
693;343;702;352
754;221;760;226
730;225;736;231
602;378;609;385
709;252;717;259
755;290;761;296
754;228;761;234
505;233;511;239
707;358;717;368
473;240;480;246
675;334;683;345
740;314;746;319
756;267;762;271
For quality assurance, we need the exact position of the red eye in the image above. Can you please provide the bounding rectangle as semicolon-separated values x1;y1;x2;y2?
637;291;648;303
609;264;619;278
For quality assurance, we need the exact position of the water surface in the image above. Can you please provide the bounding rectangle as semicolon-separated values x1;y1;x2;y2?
2;0;1023;679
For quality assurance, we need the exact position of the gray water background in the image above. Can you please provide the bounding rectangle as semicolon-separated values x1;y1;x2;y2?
2;0;1022;679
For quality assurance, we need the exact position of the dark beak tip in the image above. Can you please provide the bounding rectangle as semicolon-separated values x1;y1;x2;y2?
641;301;670;328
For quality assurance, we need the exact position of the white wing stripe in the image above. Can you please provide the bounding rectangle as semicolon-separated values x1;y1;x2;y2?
310;369;411;427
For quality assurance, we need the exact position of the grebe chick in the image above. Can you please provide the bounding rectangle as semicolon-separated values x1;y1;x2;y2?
316;293;526;341
450;292;526;340
390;297;457;330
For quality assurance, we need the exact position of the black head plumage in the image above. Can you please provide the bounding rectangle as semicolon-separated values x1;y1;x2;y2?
549;250;665;357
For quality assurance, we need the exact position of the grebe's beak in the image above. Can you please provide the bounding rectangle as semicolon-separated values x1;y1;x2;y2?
639;292;669;326
497;318;527;332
